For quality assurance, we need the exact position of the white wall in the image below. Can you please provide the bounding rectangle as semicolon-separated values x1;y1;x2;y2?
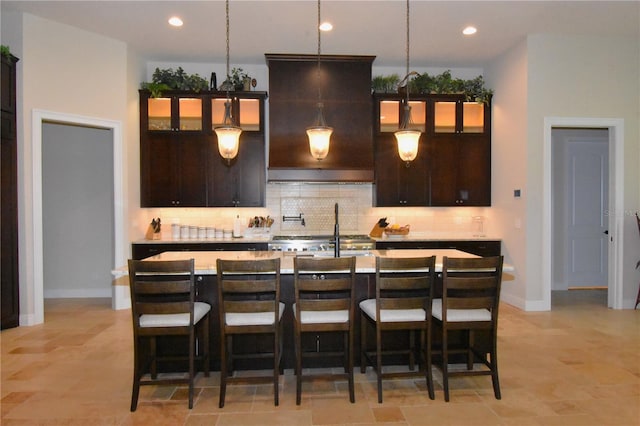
484;40;529;308
12;13;139;323
526;34;639;306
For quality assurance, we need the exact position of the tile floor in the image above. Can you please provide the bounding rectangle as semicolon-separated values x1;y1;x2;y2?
1;291;639;425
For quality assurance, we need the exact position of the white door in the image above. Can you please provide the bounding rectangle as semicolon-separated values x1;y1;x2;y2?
565;132;609;287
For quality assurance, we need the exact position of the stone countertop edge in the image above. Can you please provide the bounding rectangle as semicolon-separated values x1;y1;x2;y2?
132;234;501;244
113;249;514;278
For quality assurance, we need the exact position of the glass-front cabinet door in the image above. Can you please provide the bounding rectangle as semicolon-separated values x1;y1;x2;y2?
433;99;485;134
147;95;203;132
211;94;263;132
147;97;172;131
377;98;426;133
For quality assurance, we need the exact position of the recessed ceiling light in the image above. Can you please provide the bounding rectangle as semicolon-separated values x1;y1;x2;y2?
463;26;477;36
168;16;183;27
319;22;333;32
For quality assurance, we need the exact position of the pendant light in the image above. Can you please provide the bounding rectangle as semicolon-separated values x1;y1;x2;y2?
214;0;242;163
306;0;333;161
394;0;421;166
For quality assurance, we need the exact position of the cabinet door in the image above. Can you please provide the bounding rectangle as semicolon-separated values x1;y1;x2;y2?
429;134;459;206
429;134;491;206
146;94;204;132
374;133;429;206
209;134;265;207
178;134;209;206
141;133;180;206
432;98;486;135
456;134;491;205
141;133;208;207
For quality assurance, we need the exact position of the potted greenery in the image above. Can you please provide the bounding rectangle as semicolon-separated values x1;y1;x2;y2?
371;74;400;93
374;70;493;104
219;67;251;91
140;67;209;97
1;45;12;59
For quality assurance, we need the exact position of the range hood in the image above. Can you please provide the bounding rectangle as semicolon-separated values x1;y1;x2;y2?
266;53;375;183
267;167;374;183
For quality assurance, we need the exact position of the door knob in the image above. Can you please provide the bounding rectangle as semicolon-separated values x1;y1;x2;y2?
603;230;609;235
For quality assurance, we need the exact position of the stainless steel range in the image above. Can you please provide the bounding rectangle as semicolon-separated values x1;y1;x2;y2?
268;234;375;256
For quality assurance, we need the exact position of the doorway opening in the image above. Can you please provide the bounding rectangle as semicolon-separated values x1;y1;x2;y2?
543;117;624;310
30;110;124;325
42;122;114;300
551;127;609;306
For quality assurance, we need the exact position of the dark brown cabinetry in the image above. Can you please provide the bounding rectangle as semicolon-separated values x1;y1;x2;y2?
131;242;269;260
375;240;501;257
266;54;375;182
1;53;19;329
429;95;491;206
373;94;429;206
140;91;208;207
139;90;267;207
209;93;265;207
373;93;491;207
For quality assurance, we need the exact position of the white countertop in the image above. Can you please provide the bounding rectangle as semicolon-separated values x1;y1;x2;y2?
113;249;514;277
132;233;500;245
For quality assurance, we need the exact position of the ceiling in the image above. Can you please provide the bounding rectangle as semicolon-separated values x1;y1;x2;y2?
2;1;639;67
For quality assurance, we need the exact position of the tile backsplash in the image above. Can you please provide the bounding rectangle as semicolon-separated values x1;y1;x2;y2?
137;183;493;239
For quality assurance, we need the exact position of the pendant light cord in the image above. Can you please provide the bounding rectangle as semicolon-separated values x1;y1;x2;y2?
316;0;324;124
225;0;230;86
404;0;410;107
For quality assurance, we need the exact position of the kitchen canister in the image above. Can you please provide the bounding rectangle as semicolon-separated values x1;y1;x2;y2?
189;226;198;239
223;229;232;239
198;227;207;239
206;227;215;239
171;224;180;239
215;228;223;239
180;225;190;239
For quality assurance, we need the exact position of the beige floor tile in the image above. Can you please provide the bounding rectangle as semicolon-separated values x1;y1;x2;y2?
1;292;638;426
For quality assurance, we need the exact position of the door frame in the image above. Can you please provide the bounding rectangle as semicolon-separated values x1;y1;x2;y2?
29;109;124;325
543;117;624;309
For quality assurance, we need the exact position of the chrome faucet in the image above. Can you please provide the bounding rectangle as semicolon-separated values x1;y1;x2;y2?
334;202;340;258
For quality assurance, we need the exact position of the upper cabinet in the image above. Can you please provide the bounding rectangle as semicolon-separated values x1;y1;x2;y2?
266;54;375;182
374;94;429;206
209;93;266;207
373;93;491;207
428;95;491;206
139;90;267;208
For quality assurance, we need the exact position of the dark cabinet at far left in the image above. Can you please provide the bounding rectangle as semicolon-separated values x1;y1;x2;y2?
139;90;267;207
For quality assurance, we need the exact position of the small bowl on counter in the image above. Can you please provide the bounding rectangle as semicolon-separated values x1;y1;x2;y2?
384;225;410;238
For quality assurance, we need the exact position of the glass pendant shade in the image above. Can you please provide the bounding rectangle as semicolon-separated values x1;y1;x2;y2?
214;99;242;161
215;125;242;160
394;103;420;162
306;125;333;160
395;129;420;162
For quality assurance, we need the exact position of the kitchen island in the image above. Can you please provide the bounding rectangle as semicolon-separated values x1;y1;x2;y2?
114;249;512;371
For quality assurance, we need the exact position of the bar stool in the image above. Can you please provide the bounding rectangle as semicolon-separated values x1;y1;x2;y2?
293;256;357;405
432;255;504;401
127;258;211;411
359;256;436;403
216;258;283;407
